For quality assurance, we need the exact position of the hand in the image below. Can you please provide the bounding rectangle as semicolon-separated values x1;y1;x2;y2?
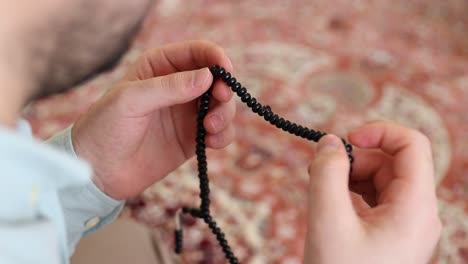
304;121;441;264
72;40;236;200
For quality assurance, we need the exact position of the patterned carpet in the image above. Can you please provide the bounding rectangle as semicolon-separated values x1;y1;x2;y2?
26;0;468;263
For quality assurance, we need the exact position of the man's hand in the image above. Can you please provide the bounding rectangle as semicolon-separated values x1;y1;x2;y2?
72;40;236;200
304;121;441;264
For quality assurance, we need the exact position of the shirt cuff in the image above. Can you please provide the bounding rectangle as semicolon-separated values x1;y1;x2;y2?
47;125;125;254
58;180;125;254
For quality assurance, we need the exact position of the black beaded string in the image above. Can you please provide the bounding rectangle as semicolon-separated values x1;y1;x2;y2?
174;65;354;263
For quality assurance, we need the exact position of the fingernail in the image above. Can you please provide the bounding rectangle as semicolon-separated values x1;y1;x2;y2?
317;135;341;154
208;114;223;131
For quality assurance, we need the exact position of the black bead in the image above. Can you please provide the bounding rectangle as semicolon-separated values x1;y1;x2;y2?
227;77;237;86
174;229;183;254
252;103;262;113
196;144;205;151
282;120;291;131
222;72;232;82
190;66;355;264
241;93;251;103
258;107;266;116
269;114;279;125
232;82;241;92
209;65;219;75
197;123;205;131
200;98;210;105
208;220;217;229
348;155;354;163
316;132;326;141
288;123;298;134
200;105;209;112
295;126;304;136
312;132;321;141
247;98;257;107
221;240;228;247
215;67;225;77
237;87;247;96
198;162;207;170
276;117;285;128
196;142;206;149
264;111;273;121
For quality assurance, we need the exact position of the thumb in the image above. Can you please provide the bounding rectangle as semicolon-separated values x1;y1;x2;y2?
308;135;355;222
118;68;213;116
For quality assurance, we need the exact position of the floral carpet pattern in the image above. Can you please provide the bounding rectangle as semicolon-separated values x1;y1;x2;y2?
26;0;468;263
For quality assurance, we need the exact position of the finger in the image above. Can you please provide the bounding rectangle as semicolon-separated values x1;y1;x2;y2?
349;148;394;197
349;180;377;207
203;97;236;134
118;68;213;116
127;40;233;80
205;123;236;149
350;191;372;212
308;135;357;222
348;121;435;200
211;79;234;102
349;148;389;181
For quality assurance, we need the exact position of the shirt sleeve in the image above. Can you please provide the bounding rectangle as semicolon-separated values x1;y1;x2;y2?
46;126;125;256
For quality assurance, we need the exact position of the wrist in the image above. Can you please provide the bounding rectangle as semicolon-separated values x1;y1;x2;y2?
71;123;114;198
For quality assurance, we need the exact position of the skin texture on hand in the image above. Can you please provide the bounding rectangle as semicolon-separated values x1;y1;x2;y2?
304;121;441;264
72;40;236;200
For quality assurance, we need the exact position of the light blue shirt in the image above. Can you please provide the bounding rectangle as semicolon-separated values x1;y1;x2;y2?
0;122;124;264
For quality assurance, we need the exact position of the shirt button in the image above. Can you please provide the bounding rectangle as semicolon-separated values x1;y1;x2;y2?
84;216;101;229
29;185;40;208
